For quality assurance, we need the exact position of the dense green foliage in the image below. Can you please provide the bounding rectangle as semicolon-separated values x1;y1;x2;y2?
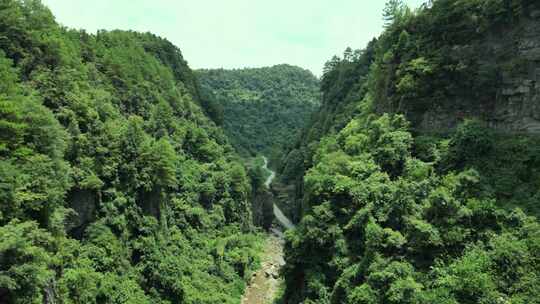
279;0;540;303
0;1;263;303
283;114;540;303
4;0;540;303
196;65;320;158
276;42;377;222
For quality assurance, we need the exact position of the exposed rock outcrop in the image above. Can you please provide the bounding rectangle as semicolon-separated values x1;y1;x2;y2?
401;5;540;134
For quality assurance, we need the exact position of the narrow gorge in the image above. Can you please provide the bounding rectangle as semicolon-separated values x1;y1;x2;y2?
241;157;293;304
2;1;540;304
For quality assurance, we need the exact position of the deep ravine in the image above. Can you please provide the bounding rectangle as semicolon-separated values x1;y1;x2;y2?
241;157;294;304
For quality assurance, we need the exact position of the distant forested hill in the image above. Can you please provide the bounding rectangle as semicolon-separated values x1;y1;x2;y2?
196;65;320;159
0;1;262;303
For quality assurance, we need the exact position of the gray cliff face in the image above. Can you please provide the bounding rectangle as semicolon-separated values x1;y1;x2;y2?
495;9;540;133
415;7;540;134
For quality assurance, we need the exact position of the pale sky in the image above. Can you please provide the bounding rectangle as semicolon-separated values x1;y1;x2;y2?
43;0;426;76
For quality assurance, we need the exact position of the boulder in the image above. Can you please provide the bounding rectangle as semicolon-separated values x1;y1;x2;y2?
530;10;540;19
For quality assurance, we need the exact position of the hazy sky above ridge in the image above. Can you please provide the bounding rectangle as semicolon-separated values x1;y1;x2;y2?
42;0;426;76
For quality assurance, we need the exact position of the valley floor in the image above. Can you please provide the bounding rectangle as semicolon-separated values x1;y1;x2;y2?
241;230;285;304
241;157;294;304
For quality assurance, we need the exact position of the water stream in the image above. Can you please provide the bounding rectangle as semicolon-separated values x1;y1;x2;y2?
262;157;294;230
240;157;294;304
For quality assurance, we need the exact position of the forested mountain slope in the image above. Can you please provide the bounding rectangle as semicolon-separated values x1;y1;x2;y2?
5;0;540;303
279;0;540;303
196;65;320;158
0;1;263;303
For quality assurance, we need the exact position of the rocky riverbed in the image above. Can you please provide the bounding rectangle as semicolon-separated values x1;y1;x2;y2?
241;231;285;304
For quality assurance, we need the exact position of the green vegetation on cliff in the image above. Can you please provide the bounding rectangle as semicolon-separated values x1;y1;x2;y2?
4;0;540;303
283;113;540;303
0;1;263;303
196;65;320;159
279;0;540;303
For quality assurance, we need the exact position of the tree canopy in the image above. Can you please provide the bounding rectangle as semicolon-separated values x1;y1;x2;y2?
0;1;263;303
279;0;540;303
